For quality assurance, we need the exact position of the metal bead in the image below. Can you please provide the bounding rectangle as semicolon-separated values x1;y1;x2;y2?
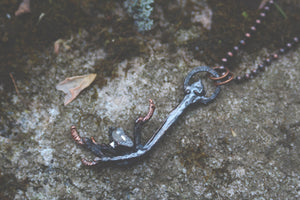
264;58;271;66
279;48;285;54
264;6;270;11
258;64;265;71
244;73;250;79
227;52;233;57
251;69;258;76
251;26;256;31
222;58;227;62
293;37;299;43
235;76;242;82
272;54;278;59
260;13;266;18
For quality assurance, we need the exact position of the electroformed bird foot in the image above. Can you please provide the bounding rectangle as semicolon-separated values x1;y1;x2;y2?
71;99;155;166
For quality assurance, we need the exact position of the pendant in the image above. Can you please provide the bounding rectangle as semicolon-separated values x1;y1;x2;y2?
71;66;221;166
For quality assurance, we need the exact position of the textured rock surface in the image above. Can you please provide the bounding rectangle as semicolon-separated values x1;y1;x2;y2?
0;0;299;199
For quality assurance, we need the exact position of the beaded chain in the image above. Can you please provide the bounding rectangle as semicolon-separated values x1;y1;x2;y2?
210;0;299;85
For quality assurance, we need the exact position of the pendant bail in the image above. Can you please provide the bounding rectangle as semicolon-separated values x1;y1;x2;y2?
184;66;221;104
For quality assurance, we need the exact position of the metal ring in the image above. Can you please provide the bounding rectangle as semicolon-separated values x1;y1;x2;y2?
215;72;234;86
207;66;235;85
208;66;230;81
184;66;221;103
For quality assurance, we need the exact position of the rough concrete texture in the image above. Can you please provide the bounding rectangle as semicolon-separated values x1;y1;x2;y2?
1;1;300;200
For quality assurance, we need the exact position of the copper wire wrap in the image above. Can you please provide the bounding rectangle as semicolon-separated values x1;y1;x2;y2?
208;66;234;85
81;158;98;166
71;125;84;145
90;136;97;144
136;99;156;124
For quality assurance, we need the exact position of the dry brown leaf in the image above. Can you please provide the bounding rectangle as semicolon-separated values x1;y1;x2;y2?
15;0;31;16
56;74;97;106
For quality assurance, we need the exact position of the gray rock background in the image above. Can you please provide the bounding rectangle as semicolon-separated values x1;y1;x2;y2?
0;0;299;199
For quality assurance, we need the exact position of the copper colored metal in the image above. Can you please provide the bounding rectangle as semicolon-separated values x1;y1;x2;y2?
71;125;84;145
208;66;230;81
215;72;234;86
91;136;97;144
136;99;155;124
208;66;234;85
81;158;98;166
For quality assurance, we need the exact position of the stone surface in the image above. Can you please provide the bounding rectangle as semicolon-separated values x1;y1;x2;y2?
0;0;299;199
